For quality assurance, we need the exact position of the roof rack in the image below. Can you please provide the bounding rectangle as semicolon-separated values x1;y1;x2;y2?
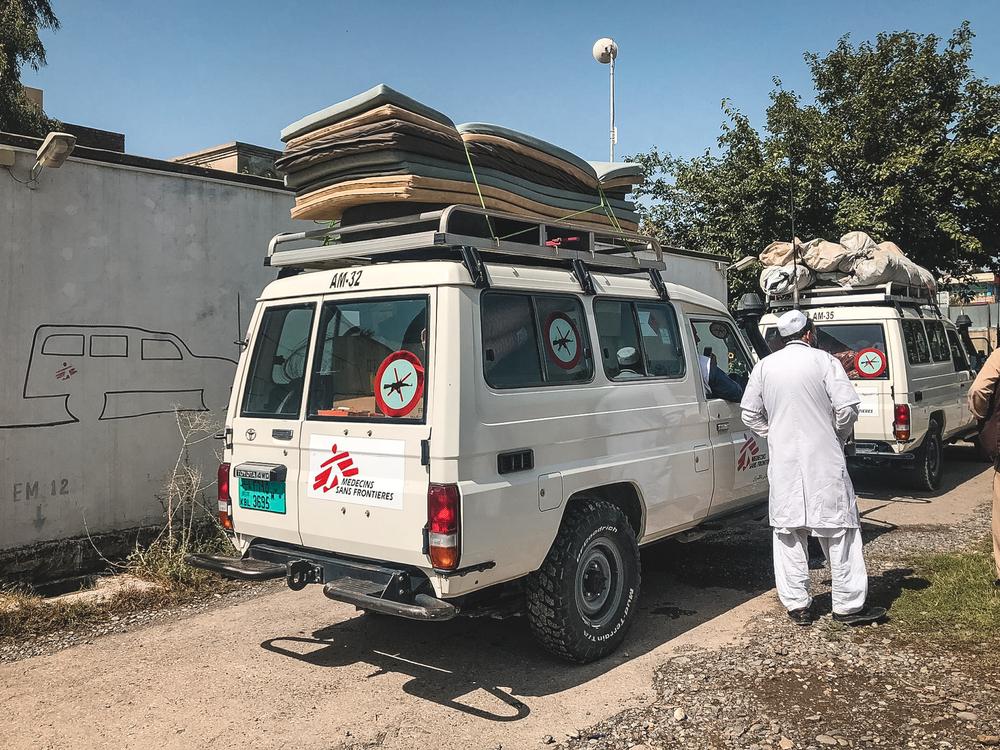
768;282;938;312
265;204;671;299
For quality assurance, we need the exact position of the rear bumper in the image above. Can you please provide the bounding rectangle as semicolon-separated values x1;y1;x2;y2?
849;440;917;464
186;541;457;622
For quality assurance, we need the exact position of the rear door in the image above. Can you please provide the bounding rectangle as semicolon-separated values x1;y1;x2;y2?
231;300;319;545
811;320;894;443
297;291;434;567
691;316;769;515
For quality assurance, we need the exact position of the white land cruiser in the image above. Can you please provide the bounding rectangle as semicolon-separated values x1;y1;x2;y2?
759;283;978;491
189;206;769;662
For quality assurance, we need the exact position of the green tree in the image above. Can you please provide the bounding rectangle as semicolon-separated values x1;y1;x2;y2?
0;0;60;136
632;23;1000;290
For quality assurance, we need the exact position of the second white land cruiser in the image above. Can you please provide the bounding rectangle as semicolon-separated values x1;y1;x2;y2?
190;205;769;662
759;283;978;491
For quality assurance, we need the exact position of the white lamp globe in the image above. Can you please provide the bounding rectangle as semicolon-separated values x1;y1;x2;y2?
592;38;618;64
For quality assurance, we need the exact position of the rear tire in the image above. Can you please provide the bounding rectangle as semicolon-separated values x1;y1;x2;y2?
526;499;640;663
912;421;944;491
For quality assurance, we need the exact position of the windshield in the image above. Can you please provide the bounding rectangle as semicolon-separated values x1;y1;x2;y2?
306;297;428;422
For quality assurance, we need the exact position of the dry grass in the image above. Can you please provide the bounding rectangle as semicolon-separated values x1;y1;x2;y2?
0;409;242;643
890;537;1000;640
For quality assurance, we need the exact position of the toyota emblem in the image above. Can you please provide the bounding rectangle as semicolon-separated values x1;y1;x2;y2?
245;428;257;441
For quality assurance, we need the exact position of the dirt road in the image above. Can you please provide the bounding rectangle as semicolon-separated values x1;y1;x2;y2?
1;449;991;750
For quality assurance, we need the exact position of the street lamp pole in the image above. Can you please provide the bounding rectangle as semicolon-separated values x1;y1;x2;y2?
593;38;619;161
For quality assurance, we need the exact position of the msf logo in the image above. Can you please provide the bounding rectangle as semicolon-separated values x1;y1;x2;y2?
313;444;358;493
737;435;762;471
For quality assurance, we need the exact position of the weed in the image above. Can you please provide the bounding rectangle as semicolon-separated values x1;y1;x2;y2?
124;409;236;587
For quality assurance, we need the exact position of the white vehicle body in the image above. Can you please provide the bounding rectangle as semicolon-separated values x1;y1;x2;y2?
760;284;978;490
191;206;768;662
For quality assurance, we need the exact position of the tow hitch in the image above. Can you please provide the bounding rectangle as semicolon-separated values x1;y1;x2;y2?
286;560;323;591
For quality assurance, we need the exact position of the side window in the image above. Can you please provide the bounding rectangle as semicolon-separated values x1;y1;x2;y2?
925;321;950;363
594;299;685;381
481;293;593;388
241;304;316;419
42;333;84;356
141;339;182;360
535;295;594;383
946;329;970;373
482;294;543;388
594;300;645;379
692;319;752;385
901;320;931;365
90;334;128;357
636;302;686;378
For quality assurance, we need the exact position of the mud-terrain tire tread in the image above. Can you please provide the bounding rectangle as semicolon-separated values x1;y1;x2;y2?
526;499;640;663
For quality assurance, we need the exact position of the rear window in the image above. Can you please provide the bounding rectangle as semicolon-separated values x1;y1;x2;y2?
307;297;428;422
242;304;316;419
815;323;889;380
902;320;931;365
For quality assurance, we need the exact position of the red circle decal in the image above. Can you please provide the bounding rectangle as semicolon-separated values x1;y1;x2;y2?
854;348;887;378
374;351;425;417
543;313;582;370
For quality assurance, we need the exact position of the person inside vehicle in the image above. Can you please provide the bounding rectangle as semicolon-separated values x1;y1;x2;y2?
692;326;744;403
616;346;644;378
740;309;886;627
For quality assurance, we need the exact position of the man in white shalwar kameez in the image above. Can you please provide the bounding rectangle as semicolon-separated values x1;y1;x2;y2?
741;310;886;626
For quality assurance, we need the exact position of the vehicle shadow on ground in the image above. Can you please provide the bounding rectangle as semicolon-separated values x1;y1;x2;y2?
260;520;784;723
852;444;989;503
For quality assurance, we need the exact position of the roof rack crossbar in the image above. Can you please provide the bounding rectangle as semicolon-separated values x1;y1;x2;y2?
767;281;937;311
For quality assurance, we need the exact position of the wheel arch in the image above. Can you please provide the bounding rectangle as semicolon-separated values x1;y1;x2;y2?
563;482;645;540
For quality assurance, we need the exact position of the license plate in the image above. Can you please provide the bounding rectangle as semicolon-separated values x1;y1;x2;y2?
238;478;286;514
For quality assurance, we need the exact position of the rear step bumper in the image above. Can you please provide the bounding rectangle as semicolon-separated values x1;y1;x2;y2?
186;542;457;622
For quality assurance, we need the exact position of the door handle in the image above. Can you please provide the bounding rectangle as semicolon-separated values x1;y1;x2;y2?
717;421;730;433
272;429;294;441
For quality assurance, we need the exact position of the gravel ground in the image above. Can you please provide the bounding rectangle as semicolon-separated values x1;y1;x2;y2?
0;579;278;664
554;499;998;750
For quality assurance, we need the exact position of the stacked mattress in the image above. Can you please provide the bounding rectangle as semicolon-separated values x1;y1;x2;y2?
276;84;643;232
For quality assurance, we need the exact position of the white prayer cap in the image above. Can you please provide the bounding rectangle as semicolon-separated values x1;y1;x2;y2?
776;309;809;337
617;346;640;367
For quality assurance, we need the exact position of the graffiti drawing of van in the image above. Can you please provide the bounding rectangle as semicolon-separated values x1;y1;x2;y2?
4;325;236;427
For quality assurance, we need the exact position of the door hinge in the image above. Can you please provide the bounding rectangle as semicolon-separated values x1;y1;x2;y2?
420;439;430;466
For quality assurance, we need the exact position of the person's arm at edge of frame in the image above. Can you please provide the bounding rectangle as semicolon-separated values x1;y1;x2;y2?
969;349;1000;420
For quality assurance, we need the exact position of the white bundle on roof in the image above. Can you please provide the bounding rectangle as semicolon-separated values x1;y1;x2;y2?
759;263;815;296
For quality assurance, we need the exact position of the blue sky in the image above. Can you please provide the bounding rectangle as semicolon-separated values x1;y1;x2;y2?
23;1;1000;163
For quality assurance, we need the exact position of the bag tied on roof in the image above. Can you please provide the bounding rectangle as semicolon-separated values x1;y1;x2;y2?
840;231;878;256
759;238;801;267
801;239;851;273
759;263;815;296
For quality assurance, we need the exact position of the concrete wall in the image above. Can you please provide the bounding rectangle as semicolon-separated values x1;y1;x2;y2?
1;144;295;555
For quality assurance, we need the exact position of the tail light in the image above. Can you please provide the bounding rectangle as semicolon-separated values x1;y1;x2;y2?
218;462;233;531
427;483;460;571
894;404;911;441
